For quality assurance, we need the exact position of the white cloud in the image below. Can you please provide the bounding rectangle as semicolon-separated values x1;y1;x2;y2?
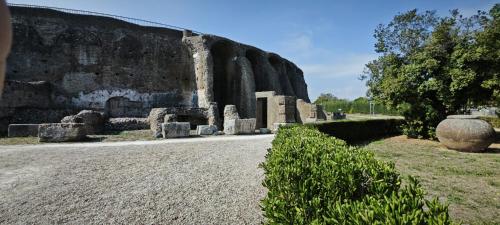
279;31;330;60
278;31;376;100
300;53;377;78
282;33;313;53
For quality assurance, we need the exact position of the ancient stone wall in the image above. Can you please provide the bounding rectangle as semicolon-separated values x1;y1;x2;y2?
0;6;311;134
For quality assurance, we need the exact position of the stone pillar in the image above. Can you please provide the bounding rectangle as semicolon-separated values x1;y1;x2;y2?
192;50;213;108
223;105;240;120
236;56;256;119
182;36;214;109
207;102;220;128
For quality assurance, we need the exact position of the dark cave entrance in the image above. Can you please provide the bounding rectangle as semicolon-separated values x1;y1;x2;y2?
211;41;239;120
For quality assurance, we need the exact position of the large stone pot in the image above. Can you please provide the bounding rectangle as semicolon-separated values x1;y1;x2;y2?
436;115;495;152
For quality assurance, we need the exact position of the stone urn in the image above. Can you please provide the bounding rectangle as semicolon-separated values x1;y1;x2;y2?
436;115;496;152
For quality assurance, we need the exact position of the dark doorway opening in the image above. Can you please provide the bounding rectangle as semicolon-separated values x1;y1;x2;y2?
211;41;238;120
256;97;268;129
176;115;208;129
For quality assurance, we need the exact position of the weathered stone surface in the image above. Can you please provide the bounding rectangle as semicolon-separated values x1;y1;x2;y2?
223;105;240;120
61;115;80;123
436;115;496;152
164;114;177;122
259;128;271;134
224;119;256;135
8;124;39;137
162;122;190;138
296;99;327;123
38;123;87;142
196;125;218;135
2;6;312;134
60;110;105;134
148;108;209;137
105;118;149;131
149;108;170;138
207;102;220;128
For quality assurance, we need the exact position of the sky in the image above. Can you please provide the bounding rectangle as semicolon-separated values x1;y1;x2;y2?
7;0;498;101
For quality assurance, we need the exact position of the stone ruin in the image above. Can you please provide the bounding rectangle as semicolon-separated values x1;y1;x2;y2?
0;5;327;140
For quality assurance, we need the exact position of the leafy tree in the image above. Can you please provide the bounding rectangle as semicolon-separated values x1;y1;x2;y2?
314;94;399;115
362;5;500;139
313;93;338;105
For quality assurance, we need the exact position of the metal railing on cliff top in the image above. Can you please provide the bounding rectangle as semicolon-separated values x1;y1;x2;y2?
7;3;204;35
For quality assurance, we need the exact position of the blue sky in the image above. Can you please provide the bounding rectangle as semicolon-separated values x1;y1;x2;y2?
7;0;498;101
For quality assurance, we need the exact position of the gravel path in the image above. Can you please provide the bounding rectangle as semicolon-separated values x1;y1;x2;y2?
0;135;274;224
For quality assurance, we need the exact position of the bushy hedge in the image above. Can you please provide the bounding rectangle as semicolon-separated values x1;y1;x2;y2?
261;126;452;224
308;119;403;143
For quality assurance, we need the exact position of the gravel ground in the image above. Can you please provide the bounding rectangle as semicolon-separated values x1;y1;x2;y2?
0;135;274;224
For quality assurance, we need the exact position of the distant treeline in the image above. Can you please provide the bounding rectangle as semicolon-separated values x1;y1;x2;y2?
314;93;400;115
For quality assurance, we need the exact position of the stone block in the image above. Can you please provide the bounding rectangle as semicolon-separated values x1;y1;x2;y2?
259;128;271;134
8;124;39;137
164;114;177;122
38;123;87;142
162;122;190;138
60;110;105;134
149;108;169;138
224;119;256;135
196;125;218;135
223;105;239;120
105;118;149;131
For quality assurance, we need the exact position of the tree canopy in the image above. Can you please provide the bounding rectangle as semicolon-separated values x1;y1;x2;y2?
362;4;500;138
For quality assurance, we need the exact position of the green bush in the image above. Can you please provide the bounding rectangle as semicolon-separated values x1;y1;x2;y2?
308;119;403;143
480;116;500;128
261;126;452;224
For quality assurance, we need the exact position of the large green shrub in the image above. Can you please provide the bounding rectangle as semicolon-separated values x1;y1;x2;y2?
261;126;452;224
308;119;403;143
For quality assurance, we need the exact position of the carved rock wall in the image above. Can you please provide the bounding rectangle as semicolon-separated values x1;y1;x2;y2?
1;6;311;134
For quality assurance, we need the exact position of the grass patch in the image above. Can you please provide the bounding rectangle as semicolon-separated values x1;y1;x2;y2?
365;136;500;224
0;130;156;145
0;136;39;145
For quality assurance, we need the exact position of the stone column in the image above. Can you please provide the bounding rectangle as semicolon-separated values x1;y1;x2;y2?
182;36;214;109
236;56;256;119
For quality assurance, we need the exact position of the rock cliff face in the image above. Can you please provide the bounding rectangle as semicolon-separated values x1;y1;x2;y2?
0;6;310;134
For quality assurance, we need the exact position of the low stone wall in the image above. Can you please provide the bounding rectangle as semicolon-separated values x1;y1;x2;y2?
162;122;190;138
8;124;39;137
38;123;87;142
224;119;256;135
105;118;150;131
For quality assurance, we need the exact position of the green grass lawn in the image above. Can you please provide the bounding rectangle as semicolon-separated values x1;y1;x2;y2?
365;136;500;224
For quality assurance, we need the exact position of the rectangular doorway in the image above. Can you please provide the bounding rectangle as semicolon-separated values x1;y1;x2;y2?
256;98;268;129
